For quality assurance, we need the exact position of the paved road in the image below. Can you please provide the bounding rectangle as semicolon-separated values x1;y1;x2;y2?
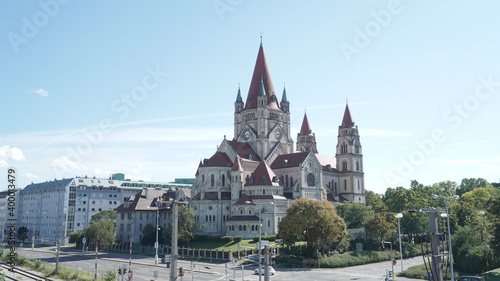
16;247;426;281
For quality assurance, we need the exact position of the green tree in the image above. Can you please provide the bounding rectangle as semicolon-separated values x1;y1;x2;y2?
363;213;395;242
278;198;346;248
365;190;384;211
86;219;116;247
69;230;84;246
336;202;374;229
457;178;492;196
487;196;500;255
141;223;156;246
385;188;428;213
17;226;28;242
161;205;202;246
90;210;117;224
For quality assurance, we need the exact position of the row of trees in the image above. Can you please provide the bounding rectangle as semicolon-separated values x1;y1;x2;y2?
277;178;500;273
69;206;200;248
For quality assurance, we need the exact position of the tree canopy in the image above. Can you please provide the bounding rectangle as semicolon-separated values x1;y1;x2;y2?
363;212;395;242
90;210;117;224
162;205;201;246
278;198;346;248
336;202;374;229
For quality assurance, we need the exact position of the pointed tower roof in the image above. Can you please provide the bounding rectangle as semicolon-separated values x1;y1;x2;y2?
258;77;266;97
231;156;243;171
246;161;279;186
244;43;279;110
340;103;354;129
235;85;243;103
298;112;312;136
281;85;288;102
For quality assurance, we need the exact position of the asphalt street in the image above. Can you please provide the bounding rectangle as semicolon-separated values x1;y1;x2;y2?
15;247;426;281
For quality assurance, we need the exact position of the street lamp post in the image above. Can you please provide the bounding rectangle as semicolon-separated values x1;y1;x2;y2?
245;201;274;281
155;201;160;266
433;194;459;281
395;213;403;273
382;241;394;281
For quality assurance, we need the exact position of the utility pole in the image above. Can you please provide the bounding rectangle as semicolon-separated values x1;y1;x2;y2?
264;245;269;281
428;212;443;281
170;199;178;281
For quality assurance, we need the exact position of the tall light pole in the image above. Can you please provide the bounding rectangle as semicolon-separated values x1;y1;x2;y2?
155;200;160;265
433;194;459;281
395;213;403;273
245;201;274;281
170;199;179;281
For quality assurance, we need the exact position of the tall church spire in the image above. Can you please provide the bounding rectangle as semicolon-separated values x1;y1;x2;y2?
244;42;279;110
340;102;354;129
298;112;312;136
296;112;318;153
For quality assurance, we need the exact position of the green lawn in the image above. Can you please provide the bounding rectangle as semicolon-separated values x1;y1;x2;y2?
186;239;280;252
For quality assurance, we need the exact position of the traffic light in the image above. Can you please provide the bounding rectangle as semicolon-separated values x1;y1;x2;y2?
393;259;397;265
118;268;121;275
389;271;393;277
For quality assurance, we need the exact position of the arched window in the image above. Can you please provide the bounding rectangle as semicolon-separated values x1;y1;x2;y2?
205;215;208;221
240;209;243;215
202;175;205;183
285;175;289;187
211;174;214;187
249;154;252;161
262;176;266;183
222;175;225;186
248;209;252;214
342;161;347;171
290;177;294;187
239;225;242;231
252;225;254;231
334;182;337;193
355;145;359;153
243;225;246;231
356;161;360;171
263;189;266;195
344;179;347;190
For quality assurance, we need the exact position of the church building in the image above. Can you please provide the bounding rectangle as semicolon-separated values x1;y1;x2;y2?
190;41;365;238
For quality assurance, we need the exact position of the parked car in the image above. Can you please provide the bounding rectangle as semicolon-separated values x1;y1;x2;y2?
254;266;275;275
456;277;484;281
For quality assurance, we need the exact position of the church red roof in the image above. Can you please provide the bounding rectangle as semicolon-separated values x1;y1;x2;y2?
205;152;233;167
231;156;243;171
244;44;280;110
227;141;261;161
245;161;278;186
270;152;309;169
340;104;354;129
298;113;312;136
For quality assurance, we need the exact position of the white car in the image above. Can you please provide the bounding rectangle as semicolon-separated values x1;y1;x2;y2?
254;266;275;275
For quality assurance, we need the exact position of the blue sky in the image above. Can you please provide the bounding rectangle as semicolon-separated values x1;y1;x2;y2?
1;1;499;194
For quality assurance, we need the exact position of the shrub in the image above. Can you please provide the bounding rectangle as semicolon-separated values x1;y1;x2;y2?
233;236;243;242
220;236;233;243
253;235;276;242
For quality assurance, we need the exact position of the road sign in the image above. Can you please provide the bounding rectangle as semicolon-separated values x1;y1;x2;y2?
82;237;86;244
260;240;269;248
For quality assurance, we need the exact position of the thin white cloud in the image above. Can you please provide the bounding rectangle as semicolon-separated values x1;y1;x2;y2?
23;173;40;180
0;145;26;161
51;156;88;174
33;89;48;97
